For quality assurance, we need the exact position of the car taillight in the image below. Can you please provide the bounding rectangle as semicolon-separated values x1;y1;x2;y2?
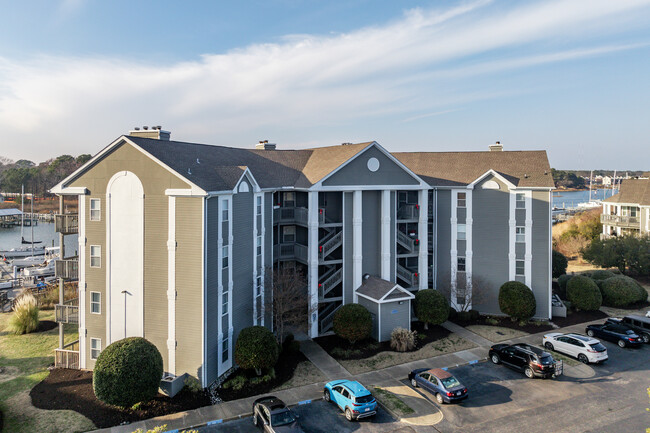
532;362;542;368
463;388;468;393
353;403;361;406
586;348;597;353
446;392;454;397
628;338;635;342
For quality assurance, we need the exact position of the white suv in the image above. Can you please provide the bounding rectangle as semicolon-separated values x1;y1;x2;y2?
542;333;608;364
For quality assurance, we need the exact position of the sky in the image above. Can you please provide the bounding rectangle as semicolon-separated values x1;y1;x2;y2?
0;0;649;170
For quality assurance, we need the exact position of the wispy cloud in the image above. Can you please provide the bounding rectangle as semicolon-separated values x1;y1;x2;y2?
0;0;649;160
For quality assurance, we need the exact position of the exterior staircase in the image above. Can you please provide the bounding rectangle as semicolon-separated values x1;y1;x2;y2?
319;302;342;333
319;229;343;260
397;230;417;253
318;267;343;299
397;264;419;287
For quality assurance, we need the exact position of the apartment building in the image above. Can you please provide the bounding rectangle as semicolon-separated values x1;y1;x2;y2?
601;178;650;237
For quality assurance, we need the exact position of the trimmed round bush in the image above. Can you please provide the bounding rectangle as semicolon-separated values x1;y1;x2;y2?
414;289;450;329
557;274;573;299
566;275;602;311
590;270;616;281
498;281;536;321
93;337;163;408
333;304;373;344
599;276;643;307
234;326;279;372
552;250;568;278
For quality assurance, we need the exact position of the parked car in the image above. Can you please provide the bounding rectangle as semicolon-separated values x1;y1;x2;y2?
585;323;643;348
542;333;608;364
489;343;561;379
606;316;650;343
323;380;377;421
408;367;468;404
252;396;304;432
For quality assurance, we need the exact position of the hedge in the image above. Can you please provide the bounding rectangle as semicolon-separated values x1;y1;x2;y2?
552;250;568;278
590;270;616;281
557;274;573;299
414;289;450;329
566;275;602;311
234;326;279;372
599;276;645;307
498;281;536;321
93;337;163;408
333;304;373;344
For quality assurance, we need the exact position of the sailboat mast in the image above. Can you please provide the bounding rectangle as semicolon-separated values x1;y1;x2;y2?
21;184;24;240
589;170;593;202
31;191;34;255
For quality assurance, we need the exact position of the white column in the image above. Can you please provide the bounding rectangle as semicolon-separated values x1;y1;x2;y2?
418;189;428;290
381;190;391;280
308;191;319;338
227;197;233;370
450;190;458;309
260;193;265;326
353;190;363;302
465;189;473;305
524;190;533;287
167;196;176;374
78;195;87;369
252;193;259;325
508;191;516;281
217;197;224;373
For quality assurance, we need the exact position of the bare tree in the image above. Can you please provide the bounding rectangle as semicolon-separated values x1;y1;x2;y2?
437;273;493;312
264;265;309;344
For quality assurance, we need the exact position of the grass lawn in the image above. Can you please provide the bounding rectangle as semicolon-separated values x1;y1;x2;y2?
465;325;529;343
371;386;414;417
339;334;476;375
271;360;326;391
0;310;95;433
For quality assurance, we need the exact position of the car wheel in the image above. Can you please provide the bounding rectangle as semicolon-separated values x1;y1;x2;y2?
524;367;534;379
578;354;589;364
587;330;595;337
323;389;331;402
490;354;500;364
618;339;626;348
436;393;444;404
411;378;417;388
544;342;554;351
345;408;354;421
641;333;650;344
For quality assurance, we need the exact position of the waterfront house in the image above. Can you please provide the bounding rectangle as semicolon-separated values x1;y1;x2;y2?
50;129;554;387
601;178;650;237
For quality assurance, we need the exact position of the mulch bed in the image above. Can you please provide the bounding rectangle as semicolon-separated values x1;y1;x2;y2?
314;323;451;361
217;349;309;402
550;309;609;328
36;320;57;332
449;315;555;334
30;369;211;429
0;407;3;432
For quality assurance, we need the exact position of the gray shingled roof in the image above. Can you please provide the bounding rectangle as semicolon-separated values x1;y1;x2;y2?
393;150;555;188
603;179;650;205
356;276;410;301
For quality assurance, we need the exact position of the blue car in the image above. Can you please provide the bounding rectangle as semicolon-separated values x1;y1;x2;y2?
408;368;468;404
586;323;643;348
323;380;377;421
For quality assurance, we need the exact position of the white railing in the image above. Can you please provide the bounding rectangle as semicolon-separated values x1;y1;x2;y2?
55;298;79;324
320;304;342;333
319;268;343;298
55;259;78;280
273;207;309;225
273;243;308;263
397;264;418;287
398;204;419;220
397;230;416;252
600;214;639;228
319;231;343;260
55;214;78;234
55;340;79;369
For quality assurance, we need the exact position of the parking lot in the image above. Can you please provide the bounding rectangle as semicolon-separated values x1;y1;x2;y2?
199;333;649;433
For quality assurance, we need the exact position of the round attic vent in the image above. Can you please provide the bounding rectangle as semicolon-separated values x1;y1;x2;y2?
367;157;380;172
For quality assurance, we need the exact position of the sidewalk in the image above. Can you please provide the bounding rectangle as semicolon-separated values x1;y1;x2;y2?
297;336;352;379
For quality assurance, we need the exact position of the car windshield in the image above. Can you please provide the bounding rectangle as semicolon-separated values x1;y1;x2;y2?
539;355;554;364
590;343;606;352
441;376;461;388
271;410;296;426
355;395;374;404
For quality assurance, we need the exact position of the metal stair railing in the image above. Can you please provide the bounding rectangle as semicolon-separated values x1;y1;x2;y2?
319;231;343;260
397;264;418;287
319;268;343;299
397;230;416;252
319;303;342;333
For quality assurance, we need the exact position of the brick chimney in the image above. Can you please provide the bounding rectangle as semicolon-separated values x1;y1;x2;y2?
129;125;171;141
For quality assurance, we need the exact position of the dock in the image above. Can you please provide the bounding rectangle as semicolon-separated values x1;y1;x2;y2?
0;211;55;228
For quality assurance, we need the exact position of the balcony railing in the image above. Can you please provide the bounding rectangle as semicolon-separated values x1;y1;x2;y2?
397;264;419;287
55;340;79;369
56;259;78;280
273;243;308;263
55;214;78;234
56;298;79;324
274;207;309;225
600;214;640;229
397;204;419;220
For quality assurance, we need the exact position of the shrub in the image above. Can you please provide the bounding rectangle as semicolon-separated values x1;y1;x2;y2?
552;250;568;278
184;376;203;393
93;337;164;408
414;289;450;330
599;276;647;307
557;274;573;299
234;326;279;374
333;304;373;344
9;293;39;335
282;333;300;355
566;276;602;311
498;281;536;321
590;270;616;281
390;327;417;352
222;374;247;391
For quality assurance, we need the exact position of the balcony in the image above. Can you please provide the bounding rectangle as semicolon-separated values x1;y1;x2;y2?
397;204;419;220
56;259;79;280
55;340;79;369
397;264;419;288
273;243;308;264
274;207;309;225
56;298;79;324
600;214;640;229
55;214;78;234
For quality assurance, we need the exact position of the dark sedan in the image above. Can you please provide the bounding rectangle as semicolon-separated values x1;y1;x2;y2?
252;396;304;432
408;368;468;404
585;323;643;348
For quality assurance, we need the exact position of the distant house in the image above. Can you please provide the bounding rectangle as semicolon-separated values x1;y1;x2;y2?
601;178;650;237
50;129;555;387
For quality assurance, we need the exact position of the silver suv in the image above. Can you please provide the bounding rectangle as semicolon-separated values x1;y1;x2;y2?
542;333;608;364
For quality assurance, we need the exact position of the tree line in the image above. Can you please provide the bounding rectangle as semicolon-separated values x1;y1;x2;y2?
0;154;91;196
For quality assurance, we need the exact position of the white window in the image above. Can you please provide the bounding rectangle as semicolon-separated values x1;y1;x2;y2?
283;192;295;207
256;276;262;297
256;235;262;256
256;196;262;215
283;226;296;243
457;192;466;208
457;224;466;240
90;338;101;360
90;291;101;314
222;292;228;316
516;193;525;209
222;337;229;362
516;260;525;276
222;246;229;268
221;199;229;222
457;257;466;272
516;227;525;243
90;198;101;221
90;245;101;268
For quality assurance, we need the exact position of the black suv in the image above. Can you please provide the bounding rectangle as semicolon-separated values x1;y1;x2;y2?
607;316;650;343
489;343;561;379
